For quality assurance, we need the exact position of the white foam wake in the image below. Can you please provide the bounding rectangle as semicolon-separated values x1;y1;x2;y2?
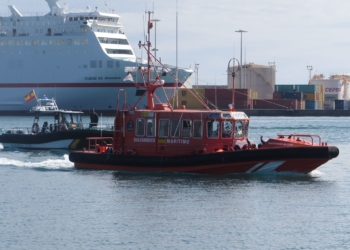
309;169;324;177
0;154;73;170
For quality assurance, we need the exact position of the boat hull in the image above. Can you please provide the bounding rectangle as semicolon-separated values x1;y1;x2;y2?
69;146;339;174
0;130;113;150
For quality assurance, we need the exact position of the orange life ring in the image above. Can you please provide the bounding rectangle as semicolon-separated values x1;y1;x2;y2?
32;123;39;134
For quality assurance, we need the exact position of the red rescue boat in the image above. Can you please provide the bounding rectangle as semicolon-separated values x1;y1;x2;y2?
69;13;339;174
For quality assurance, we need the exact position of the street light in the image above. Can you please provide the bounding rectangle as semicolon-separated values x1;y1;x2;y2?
151;19;161;59
268;62;275;86
195;63;200;87
307;65;313;81
235;29;247;88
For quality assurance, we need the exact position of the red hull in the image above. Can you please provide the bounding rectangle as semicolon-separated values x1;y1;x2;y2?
74;158;329;174
71;146;337;175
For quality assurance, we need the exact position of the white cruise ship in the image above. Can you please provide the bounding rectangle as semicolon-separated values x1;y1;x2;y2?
0;0;193;114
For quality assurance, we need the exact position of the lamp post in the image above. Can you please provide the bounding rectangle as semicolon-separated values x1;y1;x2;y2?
235;29;247;88
228;58;240;111
195;63;199;87
268;62;275;85
150;19;161;60
307;65;313;81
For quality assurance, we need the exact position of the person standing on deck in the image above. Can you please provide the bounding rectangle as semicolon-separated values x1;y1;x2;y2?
89;109;99;128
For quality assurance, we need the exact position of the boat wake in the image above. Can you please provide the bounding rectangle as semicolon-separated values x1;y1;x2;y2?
0;154;73;171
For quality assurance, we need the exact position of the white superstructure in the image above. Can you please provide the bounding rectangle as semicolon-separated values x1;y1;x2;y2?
309;74;350;101
0;0;193;113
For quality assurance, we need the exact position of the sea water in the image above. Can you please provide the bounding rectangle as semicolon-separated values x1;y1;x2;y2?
0;116;349;249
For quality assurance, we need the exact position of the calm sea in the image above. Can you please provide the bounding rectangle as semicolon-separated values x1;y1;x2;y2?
0;116;349;250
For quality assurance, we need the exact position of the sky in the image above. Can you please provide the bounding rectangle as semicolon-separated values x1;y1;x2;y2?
1;0;349;86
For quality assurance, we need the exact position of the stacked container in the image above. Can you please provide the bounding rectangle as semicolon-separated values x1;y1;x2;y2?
234;89;252;109
334;100;349;110
171;88;207;109
273;84;325;110
253;99;301;109
204;88;232;109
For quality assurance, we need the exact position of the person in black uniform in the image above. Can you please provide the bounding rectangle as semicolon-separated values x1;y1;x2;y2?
89;109;99;128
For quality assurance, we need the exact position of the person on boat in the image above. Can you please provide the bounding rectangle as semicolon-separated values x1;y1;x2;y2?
96;141;108;153
49;124;54;132
41;121;50;133
89;109;99;128
59;116;69;131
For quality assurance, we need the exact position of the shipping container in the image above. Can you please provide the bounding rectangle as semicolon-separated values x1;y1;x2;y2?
205;97;232;109
189;88;206;97
303;92;321;101
324;101;335;110
205;88;232;99
297;101;305;110
335;100;348;110
234;89;251;99
273;92;282;100
253;99;299;109
304;101;323;110
274;85;296;92
281;92;303;100
296;85;317;93
234;99;251;109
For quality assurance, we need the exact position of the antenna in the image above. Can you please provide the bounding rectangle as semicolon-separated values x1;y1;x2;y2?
176;0;179;108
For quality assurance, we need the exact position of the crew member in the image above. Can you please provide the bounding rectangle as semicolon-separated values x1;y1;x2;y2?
89;109;99;128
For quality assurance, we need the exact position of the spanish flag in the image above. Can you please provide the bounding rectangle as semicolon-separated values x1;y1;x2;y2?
24;90;36;102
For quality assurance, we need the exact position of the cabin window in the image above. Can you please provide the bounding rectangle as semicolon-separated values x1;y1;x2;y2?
244;121;249;138
106;49;133;55
207;121;219;139
209;113;221;119
74;39;81;45
158;119;169;137
136;118;145;136
181;90;187;96
171;119;180;138
222;121;233;138
90;60;97;68
146;119;155;137
182;120;192;138
107;60;114;68
193;120;202;138
234;121;244;139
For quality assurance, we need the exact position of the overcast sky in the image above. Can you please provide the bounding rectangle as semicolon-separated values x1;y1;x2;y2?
1;0;349;86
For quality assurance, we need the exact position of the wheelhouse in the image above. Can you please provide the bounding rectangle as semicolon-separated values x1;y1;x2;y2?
118;110;250;156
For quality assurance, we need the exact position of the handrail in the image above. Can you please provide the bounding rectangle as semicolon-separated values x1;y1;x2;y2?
277;134;322;146
0;122;115;135
86;137;114;153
